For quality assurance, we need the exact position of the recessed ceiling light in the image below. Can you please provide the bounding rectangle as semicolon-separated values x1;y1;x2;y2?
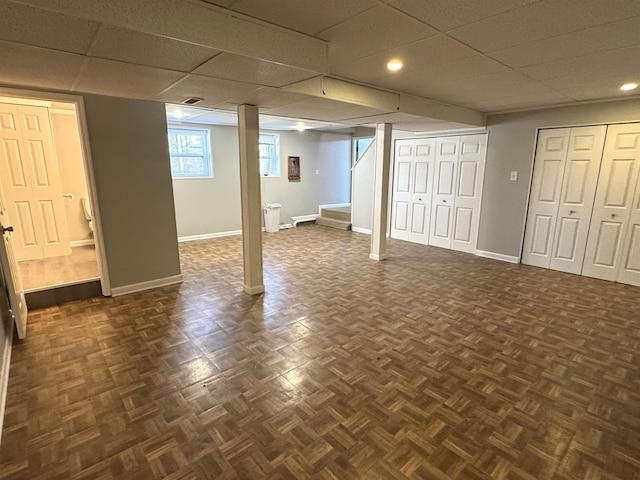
387;60;403;72
620;82;638;91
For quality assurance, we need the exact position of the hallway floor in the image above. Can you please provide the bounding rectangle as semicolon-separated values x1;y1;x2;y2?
1;225;639;479
18;245;99;291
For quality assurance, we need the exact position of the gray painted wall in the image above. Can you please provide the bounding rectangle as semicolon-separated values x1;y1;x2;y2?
83;95;181;288
352;142;375;231
172;125;352;237
480;98;640;258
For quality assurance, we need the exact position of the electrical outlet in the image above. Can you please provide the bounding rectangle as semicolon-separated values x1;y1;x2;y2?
316;169;319;175
510;171;518;181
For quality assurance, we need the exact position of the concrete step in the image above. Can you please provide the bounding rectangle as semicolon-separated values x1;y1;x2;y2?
322;207;351;222
316;216;352;231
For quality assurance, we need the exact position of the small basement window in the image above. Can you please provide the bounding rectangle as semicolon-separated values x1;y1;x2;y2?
168;127;212;178
259;133;280;177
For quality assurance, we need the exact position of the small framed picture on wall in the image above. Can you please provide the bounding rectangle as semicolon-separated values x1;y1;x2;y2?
288;156;300;181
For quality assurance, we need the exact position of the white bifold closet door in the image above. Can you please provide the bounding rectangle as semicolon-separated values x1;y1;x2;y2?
390;137;435;245
522;126;606;273
582;123;640;285
429;134;487;253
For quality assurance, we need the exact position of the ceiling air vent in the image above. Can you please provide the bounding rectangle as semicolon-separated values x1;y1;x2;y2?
181;97;204;105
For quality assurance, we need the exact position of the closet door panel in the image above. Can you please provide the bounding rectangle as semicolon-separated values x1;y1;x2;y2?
451;134;487;253
430;136;459;248
618;170;640;286
583;123;640;281
391;140;413;241
549;126;606;274
522;129;570;268
408;138;435;244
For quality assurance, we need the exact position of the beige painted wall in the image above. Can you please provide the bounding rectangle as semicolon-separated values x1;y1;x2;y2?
83;94;181;288
481;98;640;258
172;125;352;237
50;111;91;243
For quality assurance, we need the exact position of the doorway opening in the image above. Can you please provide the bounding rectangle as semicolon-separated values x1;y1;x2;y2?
0;93;107;309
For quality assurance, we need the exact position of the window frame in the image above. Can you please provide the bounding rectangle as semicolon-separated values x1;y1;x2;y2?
167;126;213;179
259;132;281;178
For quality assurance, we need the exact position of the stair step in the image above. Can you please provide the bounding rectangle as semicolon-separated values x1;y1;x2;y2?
316;216;352;231
322;207;351;222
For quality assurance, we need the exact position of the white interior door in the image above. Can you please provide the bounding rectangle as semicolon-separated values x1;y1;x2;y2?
583;123;640;282
390;140;413;241
430;136;459;248
549;126;607;274
451;134;487;253
522;128;571;268
618;170;640;286
0;184;28;339
0;103;71;261
408;138;435;245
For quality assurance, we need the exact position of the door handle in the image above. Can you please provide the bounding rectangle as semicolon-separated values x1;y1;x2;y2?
569;210;576;215
443;199;447;203
611;213;617;218
418;198;423;201
2;225;13;234
63;193;75;201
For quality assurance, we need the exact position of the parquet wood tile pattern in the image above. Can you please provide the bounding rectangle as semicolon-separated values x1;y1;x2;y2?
1;225;639;479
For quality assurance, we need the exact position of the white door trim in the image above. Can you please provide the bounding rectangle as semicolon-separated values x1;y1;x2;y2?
0;87;111;296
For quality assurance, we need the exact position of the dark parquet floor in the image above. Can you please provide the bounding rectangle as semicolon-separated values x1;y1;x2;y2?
1;225;639;479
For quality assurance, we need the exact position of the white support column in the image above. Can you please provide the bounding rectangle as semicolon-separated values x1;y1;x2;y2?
370;123;393;261
238;104;265;295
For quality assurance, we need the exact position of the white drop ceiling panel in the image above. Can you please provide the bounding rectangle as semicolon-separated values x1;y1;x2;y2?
557;84;640;102
373;55;510;92
330;35;477;84
226;0;376;36
490;16;640;68
521;45;640;81
411;71;548;101
200;0;236;7
319;5;438;67
194;53;317;87
381;0;540;32
0;0;98;54
0;41;84;91
466;92;573;113
449;0;640;53
88;25;222;72
156;74;260;107
76;58;185;99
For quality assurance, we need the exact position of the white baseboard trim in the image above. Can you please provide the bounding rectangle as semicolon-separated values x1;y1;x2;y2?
280;223;294;229
110;274;184;297
291;214;318;226
0;322;13;447
352;227;372;235
319;203;350;214
369;253;387;261
475;250;520;264
178;230;242;242
71;239;95;247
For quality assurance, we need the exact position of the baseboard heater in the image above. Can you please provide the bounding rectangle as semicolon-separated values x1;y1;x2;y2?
291;214;318;226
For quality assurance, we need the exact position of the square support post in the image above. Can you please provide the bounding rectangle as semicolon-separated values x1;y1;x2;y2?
370;123;392;261
238;104;265;294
